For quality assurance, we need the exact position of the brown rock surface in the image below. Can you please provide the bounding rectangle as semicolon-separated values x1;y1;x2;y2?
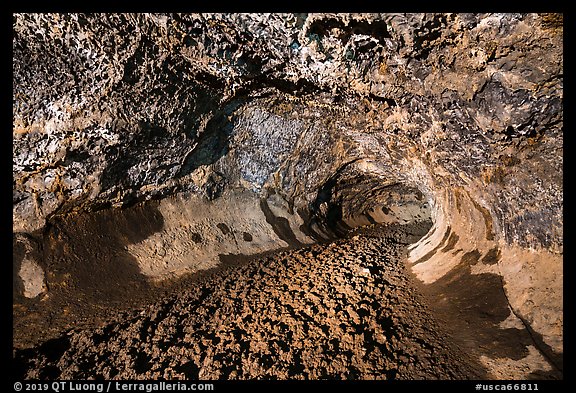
15;224;486;380
13;13;563;379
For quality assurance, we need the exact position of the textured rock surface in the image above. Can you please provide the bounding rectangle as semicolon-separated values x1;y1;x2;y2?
15;224;485;380
13;13;562;378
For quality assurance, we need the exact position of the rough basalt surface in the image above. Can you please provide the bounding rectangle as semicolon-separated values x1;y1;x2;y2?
15;224;484;380
13;13;563;379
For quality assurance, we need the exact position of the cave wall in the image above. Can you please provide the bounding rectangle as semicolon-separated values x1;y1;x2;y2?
13;13;563;375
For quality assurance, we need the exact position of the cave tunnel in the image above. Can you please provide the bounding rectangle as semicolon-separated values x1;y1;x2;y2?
12;13;563;380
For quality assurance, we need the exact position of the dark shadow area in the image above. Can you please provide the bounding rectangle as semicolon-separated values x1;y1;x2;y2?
12;201;165;351
44;202;163;301
13;335;71;379
409;250;563;380
309;174;349;239
259;198;303;248
217;223;231;235
12;236;28;301
176;99;245;179
307;18;391;44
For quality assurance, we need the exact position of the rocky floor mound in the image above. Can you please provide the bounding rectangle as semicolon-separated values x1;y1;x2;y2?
14;223;484;380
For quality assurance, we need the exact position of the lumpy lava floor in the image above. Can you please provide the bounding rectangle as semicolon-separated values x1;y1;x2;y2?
14;223;483;380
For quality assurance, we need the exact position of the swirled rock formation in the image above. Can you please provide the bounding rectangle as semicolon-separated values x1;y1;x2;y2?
13;13;562;379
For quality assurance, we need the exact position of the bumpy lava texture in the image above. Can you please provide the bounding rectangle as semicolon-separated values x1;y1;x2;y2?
13;13;563;380
15;224;484;380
